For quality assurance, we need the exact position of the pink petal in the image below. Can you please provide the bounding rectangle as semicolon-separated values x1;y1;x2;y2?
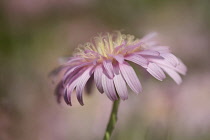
161;66;182;84
148;58;186;75
64;77;79;106
145;41;158;46
122;42;143;53
113;41;126;53
103;60;114;78
125;54;148;68
76;67;93;105
137;50;160;56
63;66;92;105
113;54;124;64
147;63;166;81
94;65;104;93
63;62;92;83
149;46;170;53
63;67;87;85
65;57;84;64
102;73;118;101
119;62;142;94
114;73;128;100
176;59;187;75
161;53;180;67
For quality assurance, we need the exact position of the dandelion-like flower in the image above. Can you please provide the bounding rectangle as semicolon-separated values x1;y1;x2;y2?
52;32;187;106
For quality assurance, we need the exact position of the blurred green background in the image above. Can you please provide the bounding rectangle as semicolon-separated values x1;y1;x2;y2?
0;0;210;140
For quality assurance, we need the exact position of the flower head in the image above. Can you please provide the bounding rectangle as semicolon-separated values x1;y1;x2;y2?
52;32;187;106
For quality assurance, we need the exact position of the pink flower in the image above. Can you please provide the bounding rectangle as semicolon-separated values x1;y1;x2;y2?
52;32;187;106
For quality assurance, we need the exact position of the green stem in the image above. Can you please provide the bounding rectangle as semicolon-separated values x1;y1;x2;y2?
103;99;120;140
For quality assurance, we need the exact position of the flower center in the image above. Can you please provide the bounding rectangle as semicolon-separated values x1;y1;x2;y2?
74;32;143;62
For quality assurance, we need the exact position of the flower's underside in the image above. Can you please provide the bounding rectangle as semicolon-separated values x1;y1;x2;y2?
52;32;187;106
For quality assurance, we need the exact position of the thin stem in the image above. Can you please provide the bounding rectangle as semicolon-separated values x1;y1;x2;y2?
103;99;120;140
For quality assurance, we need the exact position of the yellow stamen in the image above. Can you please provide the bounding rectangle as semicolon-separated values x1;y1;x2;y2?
74;32;143;60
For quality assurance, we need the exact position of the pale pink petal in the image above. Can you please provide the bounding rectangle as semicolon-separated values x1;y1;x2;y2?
149;46;170;53
113;54;124;64
161;53;180;67
148;58;186;75
76;67;93;105
64;58;85;67
63;61;92;82
113;41;126;53
119;62;142;94
161;66;182;84
145;41;159;46
113;62;120;75
94;65;104;93
63;67;87;85
176;59;187;75
64;66;93;105
63;67;76;77
113;64;128;100
114;73;128;100
103;60;114;78
125;54;148;68
122;42;143;53
65;57;84;64
137;50;160;56
102;73;118;101
63;67;80;84
147;63;166;81
64;77;79;106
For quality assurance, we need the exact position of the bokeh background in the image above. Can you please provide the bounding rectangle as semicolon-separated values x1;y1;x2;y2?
0;0;210;140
